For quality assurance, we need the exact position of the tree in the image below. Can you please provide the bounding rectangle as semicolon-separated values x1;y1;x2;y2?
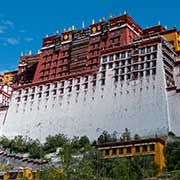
122;128;131;141
44;134;68;153
40;168;65;180
79;136;90;148
97;131;117;144
165;141;180;171
27;139;45;159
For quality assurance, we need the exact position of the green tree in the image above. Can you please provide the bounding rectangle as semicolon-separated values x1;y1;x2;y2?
122;128;131;141
44;133;68;153
10;136;28;153
97;130;117;144
165;141;180;171
40;168;65;180
27;139;45;159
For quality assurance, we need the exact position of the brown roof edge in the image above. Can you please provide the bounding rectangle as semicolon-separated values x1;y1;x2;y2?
96;138;166;148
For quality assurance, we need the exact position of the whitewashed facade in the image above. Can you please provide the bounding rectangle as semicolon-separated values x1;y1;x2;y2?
1;37;180;141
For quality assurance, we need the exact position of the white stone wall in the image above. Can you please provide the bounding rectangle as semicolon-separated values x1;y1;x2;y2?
1;44;171;141
167;90;180;135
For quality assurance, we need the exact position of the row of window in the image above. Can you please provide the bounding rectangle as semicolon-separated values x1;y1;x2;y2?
103;144;155;156
102;51;157;64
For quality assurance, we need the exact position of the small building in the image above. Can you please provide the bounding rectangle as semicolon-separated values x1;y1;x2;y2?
3;71;17;85
96;138;166;170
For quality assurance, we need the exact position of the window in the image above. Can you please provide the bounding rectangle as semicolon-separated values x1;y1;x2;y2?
145;70;150;76
52;90;57;95
92;81;96;87
85;76;88;82
140;71;144;77
121;52;126;58
68;87;72;93
45;91;49;97
127;67;131;72
116;53;120;60
142;145;148;152
141;56;145;62
121;60;125;66
84;83;88;89
127;59;131;65
152;53;157;59
76;85;80;91
25;89;29;94
146;62;150;68
17;97;21;102
147;46;151;53
152;69;156;75
112;148;117;156
114;76;118;82
149;144;155;151
127;51;132;57
135;146;140;153
105;149;110;156
31;94;34;100
119;148;124;155
127;74;131;80
126;147;132;154
152;61;156;67
140;64;144;69
60;88;64;94
109;63;113;69
101;79;105;86
114;69;119;75
115;62;119;68
121;68;125;74
109;55;114;61
141;48;145;54
69;80;73;85
38;93;42;98
46;84;50;90
32;87;35;93
146;55;151;61
39;86;43;91
18;90;22;95
77;78;80;83
54;83;57;88
153;45;157;51
61;81;65;87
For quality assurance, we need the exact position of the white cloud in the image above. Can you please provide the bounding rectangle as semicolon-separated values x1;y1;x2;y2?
19;29;26;33
0;25;6;34
2;20;14;28
25;37;34;42
6;38;19;45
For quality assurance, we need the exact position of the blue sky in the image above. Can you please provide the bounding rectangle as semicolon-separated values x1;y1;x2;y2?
0;0;179;73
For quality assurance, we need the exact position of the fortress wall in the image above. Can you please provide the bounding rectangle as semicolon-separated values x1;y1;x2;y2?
2;45;170;141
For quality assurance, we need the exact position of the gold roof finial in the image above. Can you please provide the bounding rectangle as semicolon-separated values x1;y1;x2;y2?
29;50;32;55
109;14;113;19
92;19;95;25
72;25;75;30
82;21;85;29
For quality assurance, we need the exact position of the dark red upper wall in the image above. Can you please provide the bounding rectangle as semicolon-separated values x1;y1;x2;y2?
32;14;143;83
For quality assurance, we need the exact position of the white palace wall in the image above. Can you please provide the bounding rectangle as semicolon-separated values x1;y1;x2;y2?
1;44;171;141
